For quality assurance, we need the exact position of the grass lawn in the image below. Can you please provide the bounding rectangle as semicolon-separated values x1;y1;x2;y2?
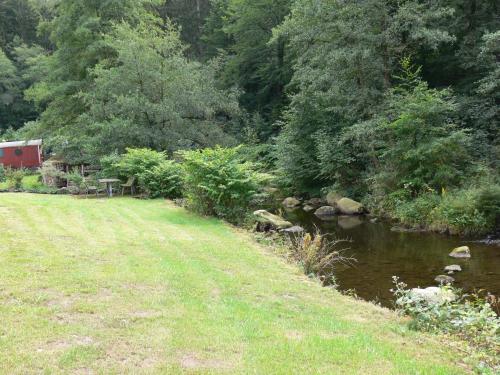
0;194;468;374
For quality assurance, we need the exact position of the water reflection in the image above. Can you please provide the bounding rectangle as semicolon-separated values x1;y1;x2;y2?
284;208;500;307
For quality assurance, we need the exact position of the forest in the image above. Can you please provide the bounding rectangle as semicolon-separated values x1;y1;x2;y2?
0;0;499;235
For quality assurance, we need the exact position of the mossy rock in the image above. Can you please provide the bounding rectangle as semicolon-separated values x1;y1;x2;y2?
282;197;301;208
326;191;342;206
449;246;471;258
314;206;337;219
336;197;365;215
253;210;293;230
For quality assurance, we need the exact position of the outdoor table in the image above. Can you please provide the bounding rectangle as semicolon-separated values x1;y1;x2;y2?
98;178;121;197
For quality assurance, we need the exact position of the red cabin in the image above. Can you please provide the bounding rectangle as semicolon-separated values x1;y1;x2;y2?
0;139;43;169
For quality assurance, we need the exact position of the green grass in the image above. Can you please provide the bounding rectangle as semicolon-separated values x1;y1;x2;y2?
0;194;468;374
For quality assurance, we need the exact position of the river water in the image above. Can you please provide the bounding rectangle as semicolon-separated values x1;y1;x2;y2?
283;208;500;308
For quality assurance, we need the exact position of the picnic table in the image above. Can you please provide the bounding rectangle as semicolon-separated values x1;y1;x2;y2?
98;178;121;197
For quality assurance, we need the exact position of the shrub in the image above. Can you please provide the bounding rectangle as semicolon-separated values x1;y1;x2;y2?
180;146;264;223
99;152;122;179
476;185;500;229
113;148;166;180
392;277;500;371
65;168;85;190
39;161;62;187
4;167;25;190
139;160;184;199
393;193;441;228
430;189;489;236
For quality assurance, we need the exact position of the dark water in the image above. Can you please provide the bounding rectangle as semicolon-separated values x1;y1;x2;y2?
283;208;500;308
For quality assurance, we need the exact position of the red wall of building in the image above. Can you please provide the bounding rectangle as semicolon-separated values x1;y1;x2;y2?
0;145;42;168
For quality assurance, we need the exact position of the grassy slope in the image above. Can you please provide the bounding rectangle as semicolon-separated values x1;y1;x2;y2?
0;194;467;374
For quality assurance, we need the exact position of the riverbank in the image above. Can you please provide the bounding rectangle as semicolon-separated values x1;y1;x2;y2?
0;193;471;373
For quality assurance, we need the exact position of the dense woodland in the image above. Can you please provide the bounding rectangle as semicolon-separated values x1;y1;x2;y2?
0;0;499;234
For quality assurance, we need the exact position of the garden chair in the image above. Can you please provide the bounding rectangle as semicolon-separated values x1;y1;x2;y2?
121;176;136;196
83;177;101;197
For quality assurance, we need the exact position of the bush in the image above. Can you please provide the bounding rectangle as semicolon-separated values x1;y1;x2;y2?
139;160;184;199
430;189;489;236
113;148;166;180
375;185;498;236
180;146;264;223
99;152;122;179
0;164;5;183
39;161;62;187
4;167;25;190
65;168;85;190
392;278;499;371
393;193;441;228
476;185;500;229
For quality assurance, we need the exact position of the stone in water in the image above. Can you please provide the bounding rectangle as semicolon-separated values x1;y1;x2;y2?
449;246;471;258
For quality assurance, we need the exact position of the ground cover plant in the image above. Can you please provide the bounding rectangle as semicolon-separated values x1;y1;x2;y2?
392;278;500;373
0;193;472;374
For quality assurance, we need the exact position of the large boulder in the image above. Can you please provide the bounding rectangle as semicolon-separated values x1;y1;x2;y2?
253;210;293;230
314;206;337;220
408;287;456;305
282;197;301;208
449;246;471;258
326;191;342;206
336;198;365;215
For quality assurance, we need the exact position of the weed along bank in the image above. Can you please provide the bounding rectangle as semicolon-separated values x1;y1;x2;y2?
0;139;43;169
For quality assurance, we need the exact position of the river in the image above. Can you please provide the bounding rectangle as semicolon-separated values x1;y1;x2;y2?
283;208;500;308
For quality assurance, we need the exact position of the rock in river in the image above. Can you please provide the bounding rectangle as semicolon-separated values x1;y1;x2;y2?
282;197;301;208
303;204;315;212
444;265;462;273
449;246;471;258
253;210;292;231
336;197;365;215
314;206;337;219
434;275;455;284
280;226;305;234
326;191;342;206
408;287;456;305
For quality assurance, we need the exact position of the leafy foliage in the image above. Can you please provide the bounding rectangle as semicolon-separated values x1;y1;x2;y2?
139;160;184;199
180;146;264;223
4;167;25;190
75;21;239;161
392;277;500;372
203;0;292;135
113;148;166;181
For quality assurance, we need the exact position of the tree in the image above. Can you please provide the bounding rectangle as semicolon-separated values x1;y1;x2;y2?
0;0;39;52
156;0;211;59
0;48;17;122
367;63;470;195
275;0;454;192
203;0;292;137
64;22;240;163
25;0;156;144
